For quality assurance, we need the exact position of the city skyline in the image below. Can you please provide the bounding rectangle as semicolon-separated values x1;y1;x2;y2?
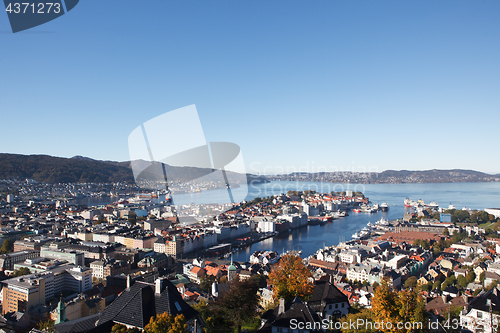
1;1;499;173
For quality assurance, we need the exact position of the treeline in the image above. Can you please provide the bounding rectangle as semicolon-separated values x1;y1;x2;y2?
0;154;135;183
445;209;498;224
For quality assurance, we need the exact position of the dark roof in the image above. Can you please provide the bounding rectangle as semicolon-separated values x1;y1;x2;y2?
468;288;500;314
443;286;459;294
307;281;348;313
259;297;324;333
53;313;110;333
97;279;200;329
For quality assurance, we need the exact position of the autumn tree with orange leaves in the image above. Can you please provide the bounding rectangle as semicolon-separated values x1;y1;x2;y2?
370;280;428;333
268;254;314;302
341;279;428;333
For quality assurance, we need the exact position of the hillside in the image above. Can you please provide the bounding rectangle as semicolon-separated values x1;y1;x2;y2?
268;169;500;184
0;154;268;184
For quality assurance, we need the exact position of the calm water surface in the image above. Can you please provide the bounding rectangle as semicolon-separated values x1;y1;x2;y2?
73;181;500;261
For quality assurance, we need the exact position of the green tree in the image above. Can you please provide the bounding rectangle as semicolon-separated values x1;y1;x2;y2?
443;228;449;236
432;280;442;290
37;319;55;333
0;239;13;254
458;275;467;288
216;278;260;332
440;306;463;333
128;212;137;225
144;313;187;333
193;299;232;333
199;275;216;293
441;281;450;291
404;276;418;289
12;267;31;277
466;271;476;284
268;254;314;302
422;282;433;292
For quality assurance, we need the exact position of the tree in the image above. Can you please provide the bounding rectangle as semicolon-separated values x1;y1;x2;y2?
111;323;141;333
458;275;467;288
466;270;476;284
128;212;137;225
12;267;31;277
441;281;450;291
268;254;314;302
369;280;428;333
37;319;55;333
199;275;216;293
404;276;418;289
0;239;13;254
441;306;463;333
422;282;433;292
144;313;187;333
216;278;260;332
432;280;442;291
193;299;232;333
340;308;377;333
443;228;449;236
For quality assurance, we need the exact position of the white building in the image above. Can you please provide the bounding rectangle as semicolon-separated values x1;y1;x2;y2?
461;288;500;333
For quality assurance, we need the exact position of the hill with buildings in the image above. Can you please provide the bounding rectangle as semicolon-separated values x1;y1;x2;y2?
268;169;500;183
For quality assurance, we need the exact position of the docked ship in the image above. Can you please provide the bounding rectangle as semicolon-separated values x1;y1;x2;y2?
381;202;389;212
332;210;348;218
404;198;411;207
427;201;439;209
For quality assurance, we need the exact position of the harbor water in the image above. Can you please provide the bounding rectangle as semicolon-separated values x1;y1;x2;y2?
73;181;500;262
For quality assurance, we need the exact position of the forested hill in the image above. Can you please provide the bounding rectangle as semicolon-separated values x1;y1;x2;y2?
0;154;268;184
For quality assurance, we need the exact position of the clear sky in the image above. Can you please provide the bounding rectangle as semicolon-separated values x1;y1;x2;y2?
1;1;499;175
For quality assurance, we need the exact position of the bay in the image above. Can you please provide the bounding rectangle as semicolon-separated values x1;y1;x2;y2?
73;181;500;262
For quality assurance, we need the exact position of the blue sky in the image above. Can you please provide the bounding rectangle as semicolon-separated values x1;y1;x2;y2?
1;1;499;174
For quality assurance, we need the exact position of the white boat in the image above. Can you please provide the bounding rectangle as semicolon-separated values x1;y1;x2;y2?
381;202;389;212
375;217;389;226
427;201;439;209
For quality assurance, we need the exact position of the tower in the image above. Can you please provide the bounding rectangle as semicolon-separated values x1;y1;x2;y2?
55;298;67;324
227;253;237;282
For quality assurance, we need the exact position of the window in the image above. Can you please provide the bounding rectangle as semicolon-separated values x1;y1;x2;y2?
477;311;483;318
335;304;338;308
174;301;182;311
342;303;345;308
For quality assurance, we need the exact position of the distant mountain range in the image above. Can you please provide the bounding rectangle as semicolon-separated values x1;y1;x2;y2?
0;154;268;184
1;154;498;184
267;169;500;184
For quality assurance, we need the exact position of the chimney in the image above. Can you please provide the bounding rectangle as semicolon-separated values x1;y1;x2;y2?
126;274;131;289
278;298;285;315
155;278;163;294
442;295;448;304
462;295;469;303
